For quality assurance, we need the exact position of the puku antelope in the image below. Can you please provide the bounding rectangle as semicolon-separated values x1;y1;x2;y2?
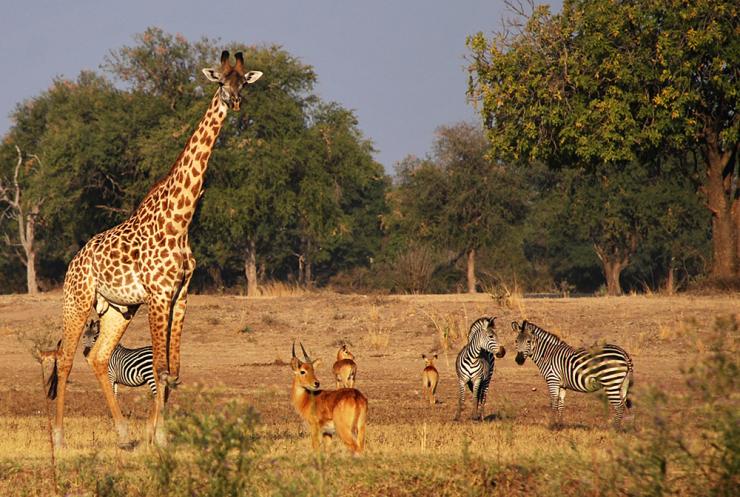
332;343;357;388
421;353;439;405
290;342;367;455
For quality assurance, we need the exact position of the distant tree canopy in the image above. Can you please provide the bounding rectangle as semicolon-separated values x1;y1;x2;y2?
0;28;387;295
0;19;725;296
467;0;737;290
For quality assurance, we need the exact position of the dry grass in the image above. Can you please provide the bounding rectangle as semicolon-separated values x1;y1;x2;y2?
254;281;310;297
0;291;737;496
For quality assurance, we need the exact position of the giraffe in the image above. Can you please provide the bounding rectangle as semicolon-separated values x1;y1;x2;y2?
46;50;262;449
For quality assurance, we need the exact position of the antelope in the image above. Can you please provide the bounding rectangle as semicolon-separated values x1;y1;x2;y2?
332;343;357;388
290;342;368;455
421;353;439;405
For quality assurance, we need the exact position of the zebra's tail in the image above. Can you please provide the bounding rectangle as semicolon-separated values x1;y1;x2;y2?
46;340;62;400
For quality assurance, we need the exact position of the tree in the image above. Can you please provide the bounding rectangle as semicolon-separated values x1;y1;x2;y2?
0;146;43;293
467;0;739;279
391;123;526;293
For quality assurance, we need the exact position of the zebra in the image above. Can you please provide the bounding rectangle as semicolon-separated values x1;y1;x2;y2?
82;320;157;398
454;316;506;421
512;319;634;429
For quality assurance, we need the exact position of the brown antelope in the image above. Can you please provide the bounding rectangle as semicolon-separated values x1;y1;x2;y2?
290;342;368;455
421;353;439;405
332;343;357;388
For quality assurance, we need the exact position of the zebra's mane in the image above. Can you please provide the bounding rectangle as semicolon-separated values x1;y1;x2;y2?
522;320;562;345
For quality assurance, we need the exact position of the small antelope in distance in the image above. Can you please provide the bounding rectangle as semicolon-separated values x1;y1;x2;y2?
290;342;368;455
332;343;357;388
421;353;439;405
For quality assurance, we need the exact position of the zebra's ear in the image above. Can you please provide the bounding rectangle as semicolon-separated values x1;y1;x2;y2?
511;321;519;332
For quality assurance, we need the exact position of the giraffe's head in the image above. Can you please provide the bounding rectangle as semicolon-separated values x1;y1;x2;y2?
202;50;263;111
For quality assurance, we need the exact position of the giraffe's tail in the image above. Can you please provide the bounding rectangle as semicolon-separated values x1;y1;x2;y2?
46;339;62;400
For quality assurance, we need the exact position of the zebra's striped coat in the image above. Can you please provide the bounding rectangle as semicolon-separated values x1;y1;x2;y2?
82;320;157;397
513;320;634;429
454;317;505;421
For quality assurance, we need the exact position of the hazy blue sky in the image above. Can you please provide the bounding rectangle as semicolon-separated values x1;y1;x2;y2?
1;0;560;171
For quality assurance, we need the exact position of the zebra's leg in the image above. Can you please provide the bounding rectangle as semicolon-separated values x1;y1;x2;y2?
454;380;466;421
556;387;566;425
470;378;482;421
86;307;136;449
607;386;627;430
477;374;492;421
546;381;561;428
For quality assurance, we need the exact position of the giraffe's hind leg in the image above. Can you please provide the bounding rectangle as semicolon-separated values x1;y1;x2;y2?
51;261;95;449
166;252;195;383
86;303;138;449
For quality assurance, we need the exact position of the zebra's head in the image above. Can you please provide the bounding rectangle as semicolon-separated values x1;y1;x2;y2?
471;317;506;358
81;320;100;357
513;320;532;365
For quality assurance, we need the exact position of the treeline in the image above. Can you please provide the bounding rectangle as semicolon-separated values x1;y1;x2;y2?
1;1;737;297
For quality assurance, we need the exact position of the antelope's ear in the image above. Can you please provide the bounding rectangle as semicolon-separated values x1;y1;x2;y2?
421;354;427;359
433;354;438;360
244;71;263;84
312;358;322;369
290;356;301;371
202;68;223;83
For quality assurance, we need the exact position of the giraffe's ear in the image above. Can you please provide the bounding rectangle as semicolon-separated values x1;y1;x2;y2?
244;71;263;84
202;68;223;83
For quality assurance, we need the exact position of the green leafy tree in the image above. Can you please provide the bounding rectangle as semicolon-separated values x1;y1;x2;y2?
391;123;526;293
468;0;739;280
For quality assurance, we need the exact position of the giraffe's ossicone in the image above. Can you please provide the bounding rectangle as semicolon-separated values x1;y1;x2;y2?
47;50;262;449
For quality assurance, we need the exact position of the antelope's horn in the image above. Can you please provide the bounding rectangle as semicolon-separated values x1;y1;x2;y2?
300;342;311;362
292;340;297;359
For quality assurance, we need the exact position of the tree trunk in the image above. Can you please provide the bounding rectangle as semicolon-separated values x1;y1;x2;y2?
466;248;477;293
297;253;305;285
594;243;630;296
303;238;313;288
602;258;624;296
703;133;738;278
18;204;40;295
244;239;258;297
664;257;675;296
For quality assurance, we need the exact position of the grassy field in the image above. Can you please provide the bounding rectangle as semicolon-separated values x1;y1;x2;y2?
0;291;737;496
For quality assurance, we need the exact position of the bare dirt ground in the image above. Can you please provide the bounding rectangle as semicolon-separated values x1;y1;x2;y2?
0;291;736;434
0;292;740;495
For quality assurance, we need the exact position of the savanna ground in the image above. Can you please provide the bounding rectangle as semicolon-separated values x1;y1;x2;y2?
0;290;737;496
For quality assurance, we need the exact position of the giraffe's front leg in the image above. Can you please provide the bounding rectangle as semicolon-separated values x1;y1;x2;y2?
87;306;137;449
148;295;174;447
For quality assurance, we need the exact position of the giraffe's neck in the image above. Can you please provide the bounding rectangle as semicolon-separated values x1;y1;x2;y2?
134;90;228;234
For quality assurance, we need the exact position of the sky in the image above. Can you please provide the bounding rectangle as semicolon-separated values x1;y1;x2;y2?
0;0;560;172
